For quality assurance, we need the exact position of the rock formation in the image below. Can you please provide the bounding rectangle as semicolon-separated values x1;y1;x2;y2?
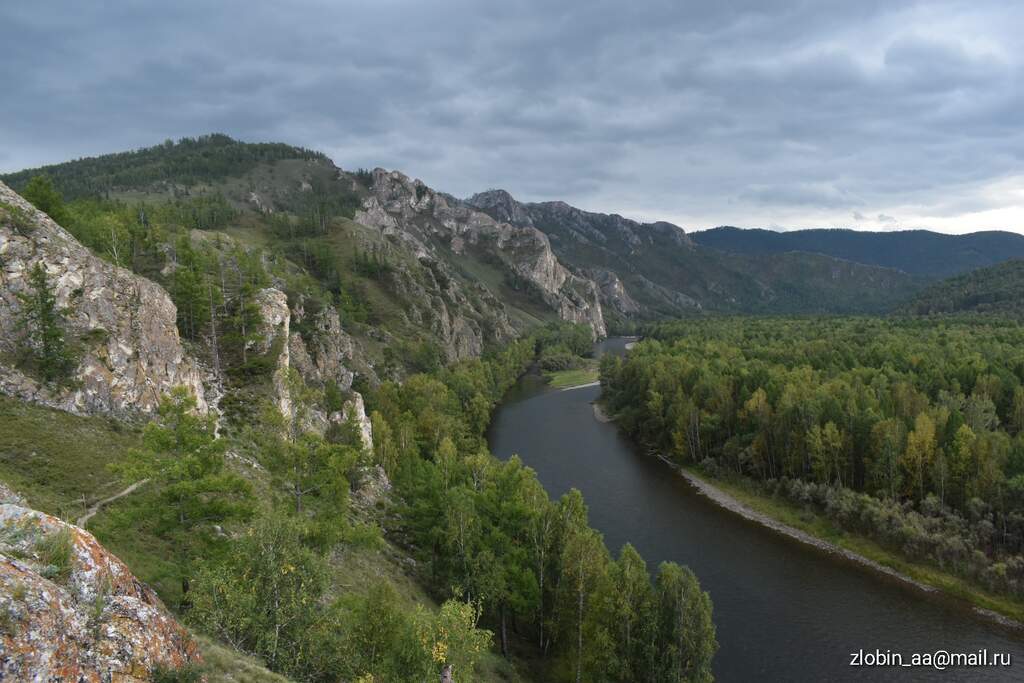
0;501;201;681
357;170;606;340
253;287;374;446
0;181;206;415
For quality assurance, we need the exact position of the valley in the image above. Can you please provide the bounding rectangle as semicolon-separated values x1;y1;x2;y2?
2;135;1024;681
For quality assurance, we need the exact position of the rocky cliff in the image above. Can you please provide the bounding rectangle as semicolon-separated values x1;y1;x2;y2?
468;188;697;321
0;497;201;681
253;286;374;445
0;181;206;415
358;170;606;339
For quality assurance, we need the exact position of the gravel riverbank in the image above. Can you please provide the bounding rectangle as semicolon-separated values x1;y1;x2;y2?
661;457;1023;631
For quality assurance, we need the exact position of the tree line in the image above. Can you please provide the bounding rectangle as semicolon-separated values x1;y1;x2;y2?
601;317;1024;598
367;330;717;681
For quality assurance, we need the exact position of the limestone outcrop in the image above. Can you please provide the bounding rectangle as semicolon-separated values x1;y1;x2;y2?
253;287;374;446
0;181;206;415
0;502;201;681
357;170;606;340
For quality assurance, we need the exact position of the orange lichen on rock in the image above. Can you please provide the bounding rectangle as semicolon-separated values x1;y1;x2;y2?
0;503;201;681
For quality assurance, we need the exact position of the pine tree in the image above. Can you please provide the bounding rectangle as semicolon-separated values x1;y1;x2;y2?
22;175;71;225
16;263;76;384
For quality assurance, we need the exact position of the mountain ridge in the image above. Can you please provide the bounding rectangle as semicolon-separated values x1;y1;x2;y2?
467;188;925;321
691;225;1024;277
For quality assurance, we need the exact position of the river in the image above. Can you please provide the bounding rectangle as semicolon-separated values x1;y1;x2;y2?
487;337;1024;681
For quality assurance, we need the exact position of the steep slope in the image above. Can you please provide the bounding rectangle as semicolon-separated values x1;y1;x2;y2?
468;189;923;319
692;226;1024;278
906;259;1024;315
0;181;206;415
358;170;605;339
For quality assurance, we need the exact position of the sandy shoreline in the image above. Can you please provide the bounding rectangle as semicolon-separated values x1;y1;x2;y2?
592;402;613;422
653;455;1023;630
559;380;600;391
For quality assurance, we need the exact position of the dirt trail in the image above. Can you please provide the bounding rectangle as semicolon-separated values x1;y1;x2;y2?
76;479;149;528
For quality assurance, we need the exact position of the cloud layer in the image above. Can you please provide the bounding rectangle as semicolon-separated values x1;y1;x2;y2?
2;1;1022;233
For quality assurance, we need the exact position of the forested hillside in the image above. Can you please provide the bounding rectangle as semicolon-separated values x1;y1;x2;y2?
907;260;1024;316
0;137;717;682
2;135;604;379
692;226;1024;278
1;134;328;200
601;318;1024;615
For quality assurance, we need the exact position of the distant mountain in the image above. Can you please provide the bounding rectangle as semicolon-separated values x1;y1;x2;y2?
691;226;1024;278
468;190;924;322
907;259;1024;315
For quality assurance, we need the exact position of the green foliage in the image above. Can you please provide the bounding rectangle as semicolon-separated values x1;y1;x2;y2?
115;388;252;553
352;168;375;188
190;514;335;680
652;563;716;683
535;322;593;358
63;198;157;269
262;428;358;520
604;316;1024;598
16;263;77;384
369;335;716;681
352;244;392;279
0;200;36;234
168;193;238;231
21;175;70;225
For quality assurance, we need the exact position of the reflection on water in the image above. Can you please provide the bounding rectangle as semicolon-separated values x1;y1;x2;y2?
488;338;1024;682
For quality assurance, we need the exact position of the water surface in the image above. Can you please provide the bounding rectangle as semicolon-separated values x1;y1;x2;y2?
488;338;1024;681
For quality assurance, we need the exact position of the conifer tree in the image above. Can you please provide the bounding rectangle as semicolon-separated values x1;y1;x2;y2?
16;263;76;384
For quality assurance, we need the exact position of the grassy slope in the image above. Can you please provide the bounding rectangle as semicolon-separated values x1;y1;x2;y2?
691;466;1024;623
544;360;599;389
0;396;141;520
196;635;295;683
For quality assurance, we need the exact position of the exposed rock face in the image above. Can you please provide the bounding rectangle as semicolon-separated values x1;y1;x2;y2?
254;288;375;448
350;465;391;513
465;189;536;228
358;170;606;340
589;269;641;317
0;503;200;681
468;189;699;320
0;181;206;415
288;305;359;391
254;287;293;420
339;392;373;451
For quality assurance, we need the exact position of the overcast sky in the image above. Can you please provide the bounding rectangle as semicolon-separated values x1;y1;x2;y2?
2;1;1022;234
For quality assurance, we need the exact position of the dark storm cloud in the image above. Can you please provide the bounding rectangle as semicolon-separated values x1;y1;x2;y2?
2;0;1022;232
